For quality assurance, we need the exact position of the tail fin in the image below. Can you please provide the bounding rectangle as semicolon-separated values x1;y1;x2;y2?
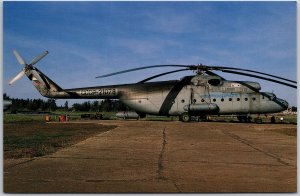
25;66;63;97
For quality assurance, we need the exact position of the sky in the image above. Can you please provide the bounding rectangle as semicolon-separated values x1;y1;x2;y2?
3;1;297;107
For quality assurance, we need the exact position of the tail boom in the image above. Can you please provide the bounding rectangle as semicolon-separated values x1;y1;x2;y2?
25;66;120;99
60;87;120;99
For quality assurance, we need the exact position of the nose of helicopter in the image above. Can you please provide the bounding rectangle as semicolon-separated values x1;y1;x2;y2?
276;98;289;110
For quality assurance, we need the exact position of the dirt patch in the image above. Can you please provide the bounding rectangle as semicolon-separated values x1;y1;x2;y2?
4;122;117;158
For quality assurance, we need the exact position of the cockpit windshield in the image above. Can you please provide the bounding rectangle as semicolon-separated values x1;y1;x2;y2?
262;92;276;100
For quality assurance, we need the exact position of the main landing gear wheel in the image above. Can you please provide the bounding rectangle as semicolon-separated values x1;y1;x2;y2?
181;112;191;122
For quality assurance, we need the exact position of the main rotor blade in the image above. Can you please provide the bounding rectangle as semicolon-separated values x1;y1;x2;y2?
8;71;25;85
29;51;49;66
211;66;296;84
220;69;297;89
96;64;190;78
13;50;26;65
138;68;189;83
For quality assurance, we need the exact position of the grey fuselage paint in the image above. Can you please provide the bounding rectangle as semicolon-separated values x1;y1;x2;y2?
24;66;289;116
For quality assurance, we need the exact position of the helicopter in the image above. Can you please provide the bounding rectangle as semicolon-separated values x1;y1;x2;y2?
8;50;296;122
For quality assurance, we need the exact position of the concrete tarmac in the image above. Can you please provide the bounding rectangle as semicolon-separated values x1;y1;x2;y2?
4;121;296;193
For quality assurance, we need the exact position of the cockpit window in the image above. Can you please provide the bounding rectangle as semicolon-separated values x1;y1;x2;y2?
262;92;276;100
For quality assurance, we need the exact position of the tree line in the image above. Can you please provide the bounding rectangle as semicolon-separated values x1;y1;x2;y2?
4;93;297;113
3;93;127;112
72;99;127;112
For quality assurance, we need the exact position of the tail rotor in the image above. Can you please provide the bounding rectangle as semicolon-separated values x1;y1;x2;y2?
9;50;49;85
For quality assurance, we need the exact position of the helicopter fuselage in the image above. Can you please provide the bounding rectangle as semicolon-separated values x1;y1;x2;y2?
28;67;288;117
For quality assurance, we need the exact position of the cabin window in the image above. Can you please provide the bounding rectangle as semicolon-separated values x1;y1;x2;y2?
221;98;224;102
237;98;240;101
193;99;197;103
252;97;256;101
208;79;221;86
262;96;265;99
181;99;185;103
245;98;248;101
201;99;205;102
213;98;216;102
229;98;232;101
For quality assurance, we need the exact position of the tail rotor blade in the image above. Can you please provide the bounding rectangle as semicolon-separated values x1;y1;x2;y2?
9;50;49;86
8;71;25;85
29;51;49;66
13;50;27;65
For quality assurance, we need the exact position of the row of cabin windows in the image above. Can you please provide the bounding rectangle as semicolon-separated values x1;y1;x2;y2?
181;97;258;103
210;97;257;102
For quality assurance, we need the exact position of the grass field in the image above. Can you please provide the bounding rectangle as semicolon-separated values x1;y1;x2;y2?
4;119;116;159
4;114;46;123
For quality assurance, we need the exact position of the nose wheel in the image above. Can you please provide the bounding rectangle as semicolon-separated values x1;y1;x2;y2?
180;112;191;122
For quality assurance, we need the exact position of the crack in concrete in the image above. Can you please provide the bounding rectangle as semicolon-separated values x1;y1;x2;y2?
172;181;181;193
156;127;181;192
42;156;155;161
5;158;36;170
222;130;293;167
157;127;167;181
